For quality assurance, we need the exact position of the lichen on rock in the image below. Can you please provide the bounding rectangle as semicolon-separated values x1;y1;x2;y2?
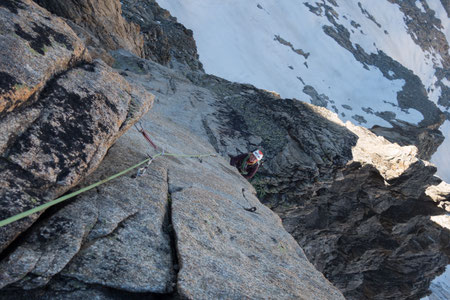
0;0;89;115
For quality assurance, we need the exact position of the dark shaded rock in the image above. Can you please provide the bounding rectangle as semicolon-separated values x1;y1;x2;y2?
157;64;449;299
303;85;330;107
120;0;204;71
0;0;89;114
371;120;445;160
0;275;176;300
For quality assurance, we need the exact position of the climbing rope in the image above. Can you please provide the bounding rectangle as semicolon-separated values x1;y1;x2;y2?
0;122;233;227
0;150;217;228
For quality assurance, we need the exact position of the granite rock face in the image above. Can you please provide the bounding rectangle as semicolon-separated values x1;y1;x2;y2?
0;0;89;114
110;51;449;299
0;156;175;293
1;2;344;298
0;59;345;299
1;1;449;299
169;157;343;300
0;58;153;253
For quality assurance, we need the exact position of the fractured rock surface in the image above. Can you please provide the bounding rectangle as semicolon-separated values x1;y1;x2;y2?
1;1;449;299
0;58;153;252
0;51;345;299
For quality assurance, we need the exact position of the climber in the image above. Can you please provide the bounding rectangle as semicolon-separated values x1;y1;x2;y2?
230;149;263;180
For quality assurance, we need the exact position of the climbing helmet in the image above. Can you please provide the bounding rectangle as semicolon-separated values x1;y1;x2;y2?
252;149;263;161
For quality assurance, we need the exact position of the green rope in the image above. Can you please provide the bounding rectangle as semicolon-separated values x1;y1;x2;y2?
0;152;216;227
163;152;216;158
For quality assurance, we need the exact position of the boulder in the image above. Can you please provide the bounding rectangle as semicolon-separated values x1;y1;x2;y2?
0;59;153;252
0;0;89;114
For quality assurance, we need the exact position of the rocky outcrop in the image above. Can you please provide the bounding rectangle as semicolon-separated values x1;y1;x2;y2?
101;51;450;299
371;120;445;160
189;75;450;299
1;1;448;299
0;2;344;299
0;58;153;253
0;51;345;299
0;0;89;115
120;0;204;71
34;0;144;63
0;2;153;253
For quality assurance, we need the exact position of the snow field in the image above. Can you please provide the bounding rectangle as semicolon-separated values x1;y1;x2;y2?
158;0;424;127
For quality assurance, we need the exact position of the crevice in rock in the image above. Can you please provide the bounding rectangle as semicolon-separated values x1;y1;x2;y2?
0;275;178;299
165;170;182;299
81;211;139;250
201;118;219;153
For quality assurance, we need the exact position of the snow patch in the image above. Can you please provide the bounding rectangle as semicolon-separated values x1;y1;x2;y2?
442;77;450;87
431;120;450;182
416;1;427;13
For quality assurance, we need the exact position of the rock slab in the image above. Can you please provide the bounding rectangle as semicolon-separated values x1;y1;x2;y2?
0;59;153;252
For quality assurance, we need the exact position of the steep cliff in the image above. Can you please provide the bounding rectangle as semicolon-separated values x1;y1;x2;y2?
112;50;450;300
0;1;343;299
0;0;449;299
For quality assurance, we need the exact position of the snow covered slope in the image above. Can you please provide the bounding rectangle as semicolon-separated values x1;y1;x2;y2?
157;0;449;178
